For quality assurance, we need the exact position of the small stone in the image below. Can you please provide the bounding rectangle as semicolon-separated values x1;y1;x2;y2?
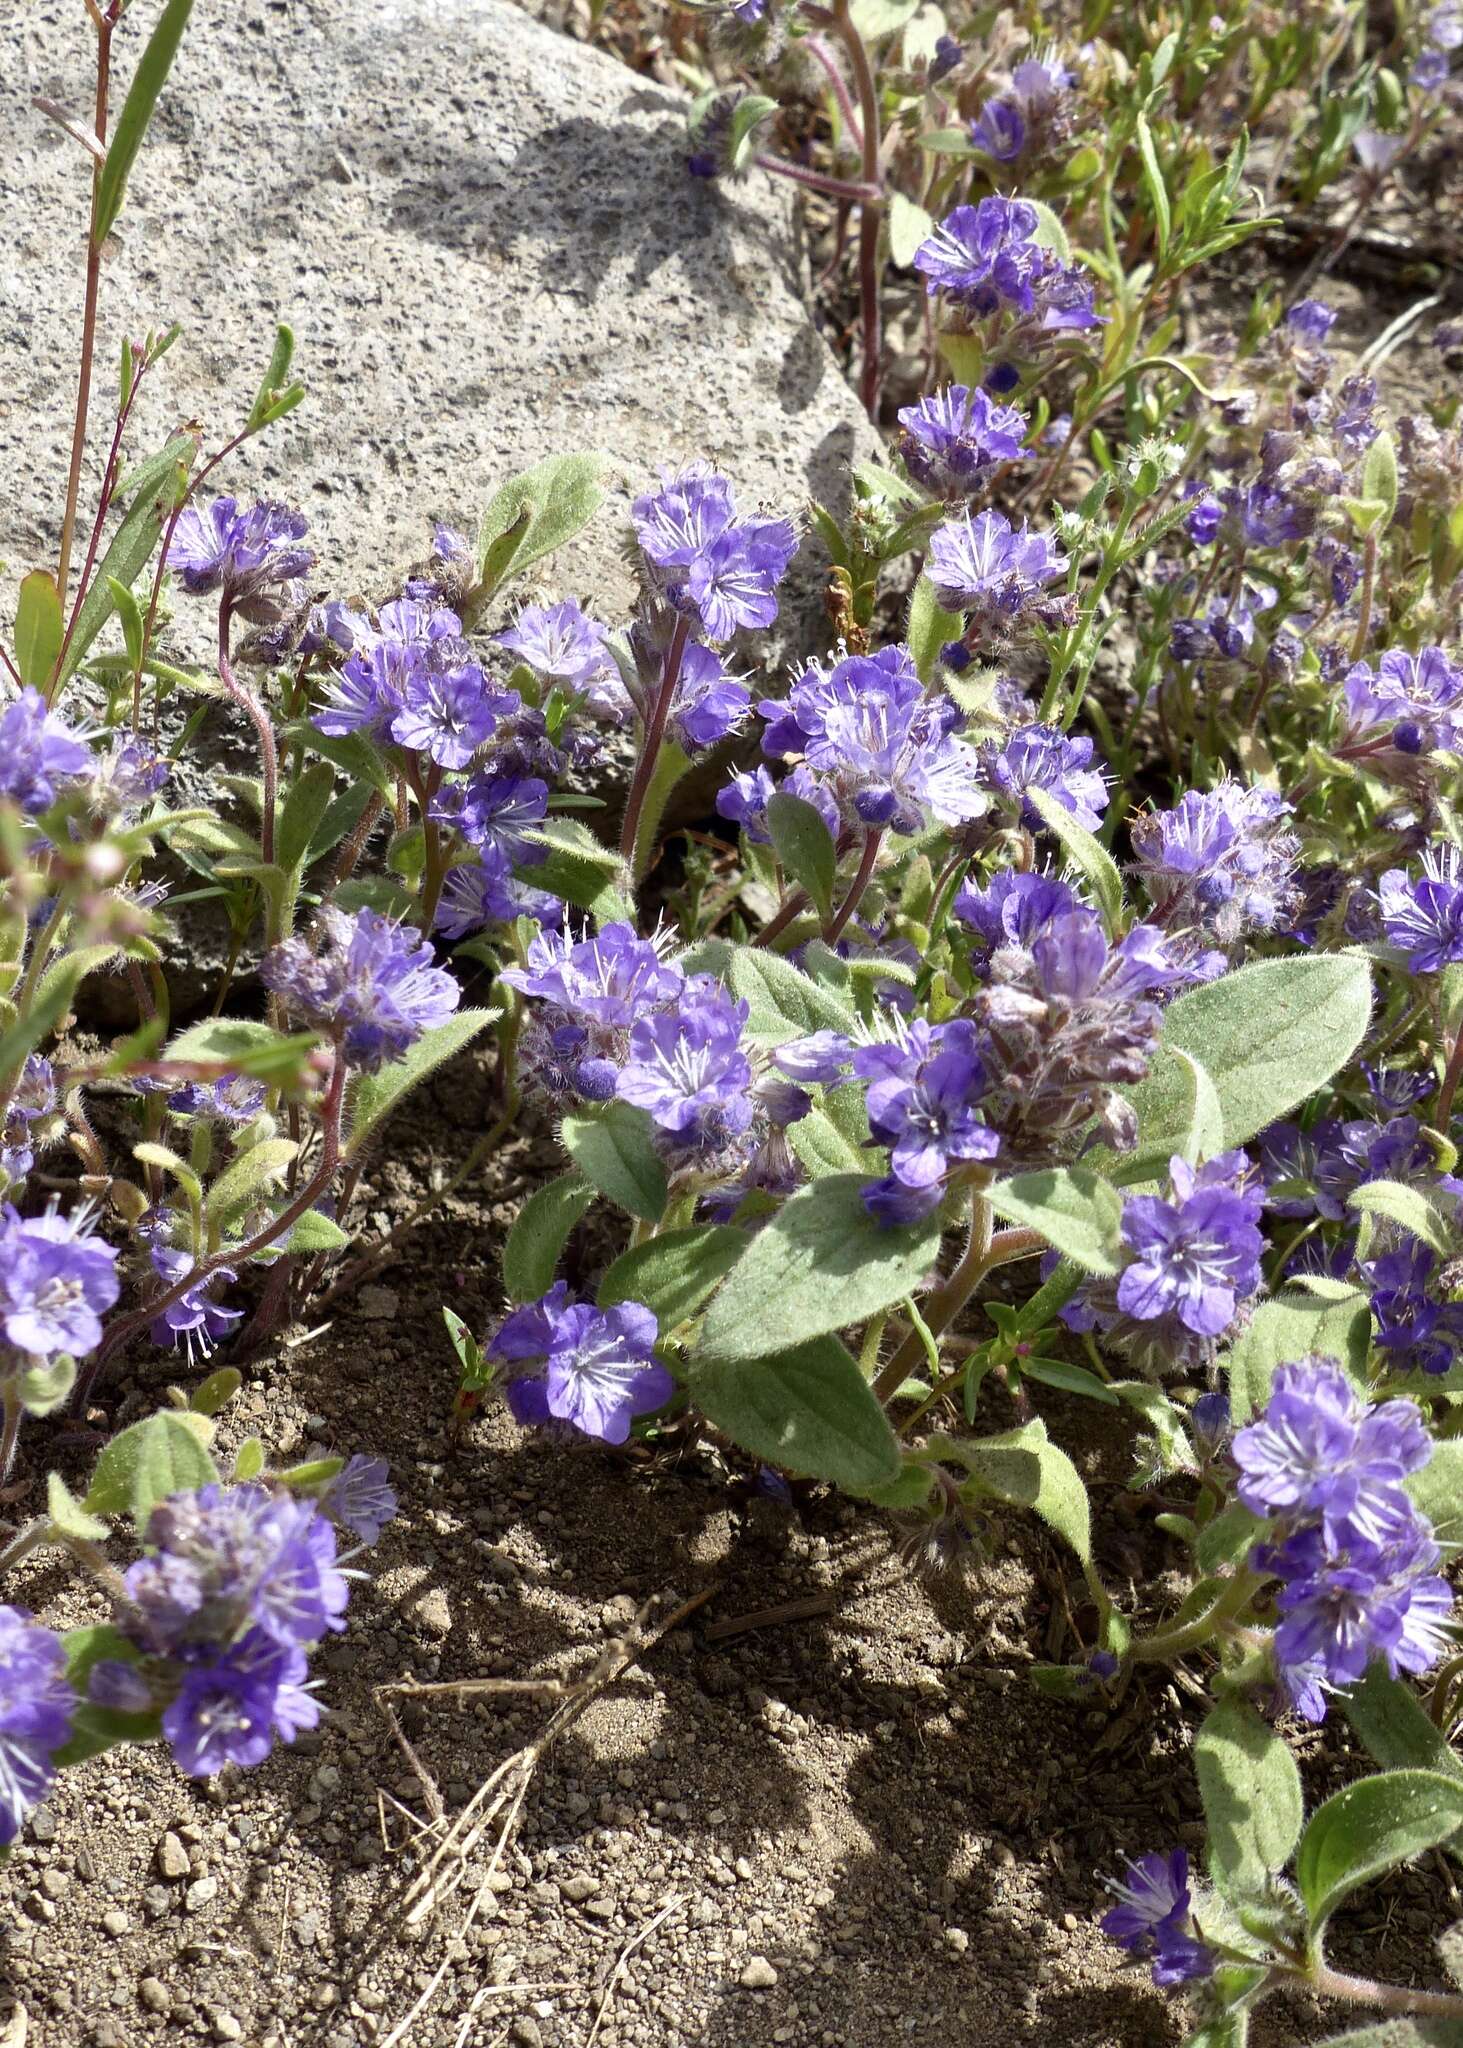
410;1587;452;1638
213;2015;244;2042
358;1285;399;1321
584;1896;616;1920
943;1928;969;1956
39;1868;69;1899
156;1834;189;1881
510;2022;543;2048
557;1874;599;1902
102;1911;130;1937
138;1979;171;2016
734;1858;754;1882
185;1877;219;1912
740;1956;778;1990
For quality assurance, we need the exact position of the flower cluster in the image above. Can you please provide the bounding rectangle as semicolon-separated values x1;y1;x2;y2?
313;595;520;770
896;385;1029;496
0;688;92;815
1234;1359;1452;1720
1131;781;1302;949
0;1607;77;1846
262;907;460;1070
926;509;1070;638
0;1202;120;1366
631;465;797;645
913;198;1102;336
167;497;315;620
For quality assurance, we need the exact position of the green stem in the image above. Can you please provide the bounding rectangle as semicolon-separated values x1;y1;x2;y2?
619;615;691;867
1309;1963;1463;2020
873;1209;1043;1404
1129;1570;1262;1664
823;828;883;944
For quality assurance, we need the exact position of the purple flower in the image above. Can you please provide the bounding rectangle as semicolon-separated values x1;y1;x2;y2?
0;1608;75;1846
1365;1241;1463;1378
125;1483;349;1657
631;467;795;643
166;498;314;617
853;1019;996;1222
313;600;463;740
148;1245;242;1363
1271;1520;1453;1717
504;923;684;1102
1287;298;1337;344
1233;1359;1431;1550
320;1455;397;1546
1355;128;1405;173
758;645;985;838
1344;647;1463;756
969;98;1026;159
489;1283;673;1444
0;1201;120;1359
980;722;1107;832
771;1030;853;1087
1116;1157;1264;1339
896;385;1028;495
912;197;1044;307
617;979;754;1151
435;845;561;940
1101;1849;1215;1988
954;869;1081;970
435;772;551;865
0;689;93;814
669;643;751;751
262;908;460;1070
715;763;839;846
389;658;518;770
166;1075;267;1125
926;509;1069;627
1378;843;1463;972
496;601;615;694
164;1633;320;1777
88;739;169;817
1131;781;1301;946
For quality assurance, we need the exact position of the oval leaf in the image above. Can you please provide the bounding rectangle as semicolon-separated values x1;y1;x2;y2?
690;1334;900;1494
502;1173;595;1302
1194;1699;1305;1898
1296;1770;1463;1934
561;1102;668;1223
989;1168;1124;1276
598;1224;748;1329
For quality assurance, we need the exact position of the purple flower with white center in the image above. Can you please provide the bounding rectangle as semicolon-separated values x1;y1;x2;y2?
320;1455;397;1546
896;385;1028;495
1116;1157;1264;1339
166;1075;267;1125
1233;1359;1431;1550
1345;647;1463;756
496;601;615;693
979;722;1108;833
2;1055;57;1188
926;508;1069;627
435;772;550;865
125;1483;349;1657
0;689;93;814
166;498;314;617
1270;1519;1453;1716
389;658;519;770
669;642;751;751
912;196;1043;309
771;1030;853;1087
504;922;682;1028
489;1283;672;1444
684;521;798;643
314;640;421;741
0;1607;75;1846
1378;843;1463;972
617;979;754;1150
88;739;169;817
1131;780;1301;946
0;1202;120;1360
1101;1849;1215;1988
853;1019;996;1222
148;1245;243;1363
1287;298;1337;344
758;645;985;838
1334;373;1380;454
261;907;460;1071
164;1633;320;1777
969;98;1025;159
1364;1063;1434;1112
954;869;1082;972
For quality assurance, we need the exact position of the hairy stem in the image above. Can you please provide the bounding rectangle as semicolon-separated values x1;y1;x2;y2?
873;1211;1043;1404
823;828;883;944
217;602;278;870
1309;1963;1463;2020
619;614;691;868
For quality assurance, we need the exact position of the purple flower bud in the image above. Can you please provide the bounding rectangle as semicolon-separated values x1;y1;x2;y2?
0;689;93;815
969;98;1026;160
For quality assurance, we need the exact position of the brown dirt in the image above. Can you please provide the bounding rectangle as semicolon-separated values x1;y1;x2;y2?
5;1043;1460;2048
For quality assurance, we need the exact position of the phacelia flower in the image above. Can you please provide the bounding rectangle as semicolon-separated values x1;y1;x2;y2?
1233;1359;1431;1550
1287;299;1337;344
954;869;1082;973
1344;647;1463;756
0;689;92;815
164;1633;320;1777
631;466;796;644
913;198;1100;332
926;508;1069;631
147;1246;243;1363
489;1283;672;1444
320;1455;398;1546
969;98;1025;159
669;642;751;752
853;1018;996;1224
979;722;1107;833
0;1608;75;1845
1364;1241;1463;1378
1131;781;1301;947
166;498;314;617
166;1075;267;1125
389;656;519;770
503;923;684;1102
1101;1849;1215;1988
1116;1155;1265;1339
758;645;985;838
1269;1517;1453;1719
1378;843;1463;972
617;979;754;1153
261;907;460;1071
715;763;840;846
0;1202;120;1361
896;385;1028;495
496;600;615;693
87;738;170;817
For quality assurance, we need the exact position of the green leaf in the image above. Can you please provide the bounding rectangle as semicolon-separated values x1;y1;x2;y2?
1361;431;1399;535
988;1168;1124;1276
284;1209;351;1253
276;760;337;874
1296;1771;1463;1935
848;0;920;35
246;323;301;434
1349;1178;1454;1256
47;1471;109;1543
933;1416;1093;1570
1025;787;1124;934
1156;954;1373;1149
15;570;64;689
345;1008;498;1159
786;1098;871;1179
1194;1699;1305;1898
521;818;630;918
164;1016;318;1084
906;577;965;682
83;1410;219;1532
690;1334;901;1494
233;1436;266;1481
887;190;935;266
561;1102;668;1222
60;430;197;685
1195;1500;1265;1572
204;1136;298;1226
598;1224;748;1330
766;793;838;923
1025;199;1072;264
54;1628;159;1767
700;1173;942;1360
502;1173;595;1302
17;1355;76;1418
94;0;196;242
1019;1356;1120;1404
475;453;607;594
1406;1441;1463;1546
703;943;857;1047
189;1367;241;1417
1134;114;1172;259
1224;1288;1371;1422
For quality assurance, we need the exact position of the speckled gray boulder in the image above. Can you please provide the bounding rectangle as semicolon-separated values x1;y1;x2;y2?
2;0;880;652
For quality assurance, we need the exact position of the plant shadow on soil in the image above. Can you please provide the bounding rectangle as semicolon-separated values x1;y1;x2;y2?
7;1046;1460;2048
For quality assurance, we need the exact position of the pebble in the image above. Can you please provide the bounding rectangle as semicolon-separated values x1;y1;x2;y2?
510;2022;543;2048
102;1911;130;1937
740;1956;778;1990
38;1869;69;1900
358;1285;400;1320
186;1877;218;1912
156;1834;189;1881
557;1874;599;1902
213;2015;244;2042
138;1979;171;2016
943;1928;970;1956
410;1587;452;1637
